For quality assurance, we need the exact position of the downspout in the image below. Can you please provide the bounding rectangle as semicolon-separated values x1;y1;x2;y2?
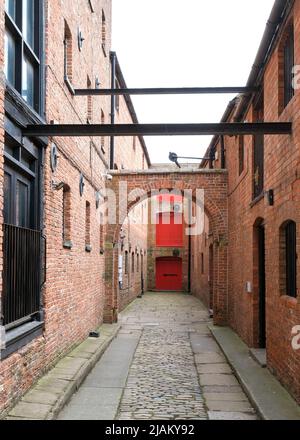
234;0;291;121
188;200;192;293
110;51;116;170
220;135;226;169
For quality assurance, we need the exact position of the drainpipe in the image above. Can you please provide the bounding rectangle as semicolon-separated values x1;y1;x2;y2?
220;135;226;169
110;52;116;170
188;200;192;293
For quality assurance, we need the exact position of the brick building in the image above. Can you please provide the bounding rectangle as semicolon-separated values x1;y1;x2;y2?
0;0;149;416
198;0;300;405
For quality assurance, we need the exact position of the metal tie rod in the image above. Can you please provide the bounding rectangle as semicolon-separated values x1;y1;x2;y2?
23;122;292;137
74;87;259;96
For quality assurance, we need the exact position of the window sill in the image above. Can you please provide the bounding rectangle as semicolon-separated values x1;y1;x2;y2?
250;192;264;208
280;295;299;309
1;321;44;360
102;44;107;57
63;240;73;249
64;77;75;96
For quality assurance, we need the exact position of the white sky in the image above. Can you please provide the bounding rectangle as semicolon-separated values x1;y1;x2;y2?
112;0;275;164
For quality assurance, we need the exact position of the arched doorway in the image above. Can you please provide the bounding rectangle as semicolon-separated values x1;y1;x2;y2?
103;169;228;326
253;218;266;348
156;257;183;291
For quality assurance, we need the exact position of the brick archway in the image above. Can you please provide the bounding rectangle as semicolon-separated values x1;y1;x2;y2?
103;169;228;326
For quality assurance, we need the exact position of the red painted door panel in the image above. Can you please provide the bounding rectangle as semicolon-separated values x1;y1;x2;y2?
156;258;182;291
156;212;183;247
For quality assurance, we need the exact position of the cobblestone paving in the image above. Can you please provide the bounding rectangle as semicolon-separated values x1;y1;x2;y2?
116;293;258;421
117;328;206;420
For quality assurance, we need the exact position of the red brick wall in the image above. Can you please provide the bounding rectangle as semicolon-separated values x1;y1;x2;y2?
105;170;228;325
0;0;148;416
203;1;300;405
191;214;211;308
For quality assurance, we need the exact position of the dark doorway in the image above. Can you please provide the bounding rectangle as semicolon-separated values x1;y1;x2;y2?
258;225;266;348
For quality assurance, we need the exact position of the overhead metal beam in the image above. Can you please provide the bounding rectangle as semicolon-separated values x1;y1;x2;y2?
74;87;259;96
23;122;292;137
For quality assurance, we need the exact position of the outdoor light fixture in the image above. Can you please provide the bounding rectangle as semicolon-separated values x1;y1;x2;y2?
95;76;101;89
52;181;65;191
101;172;113;181
78;28;85;51
169;152;212;169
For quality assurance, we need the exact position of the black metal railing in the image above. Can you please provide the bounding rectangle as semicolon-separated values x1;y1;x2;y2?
3;224;41;327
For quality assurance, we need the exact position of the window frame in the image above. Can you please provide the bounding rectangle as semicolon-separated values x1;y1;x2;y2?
4;0;44;115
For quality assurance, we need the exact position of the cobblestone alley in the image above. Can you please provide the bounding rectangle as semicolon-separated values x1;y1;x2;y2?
58;293;257;420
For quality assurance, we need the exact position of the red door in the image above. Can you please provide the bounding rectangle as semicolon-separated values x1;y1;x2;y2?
156;257;182;291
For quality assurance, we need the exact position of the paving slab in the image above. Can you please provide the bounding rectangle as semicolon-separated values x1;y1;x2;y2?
208;411;258;420
58;334;140;420
209;325;300;420
195;352;226;364
197;363;232;374
8;402;52;420
205;400;255;412
203;392;248;402
4;323;120;420
199;374;239;387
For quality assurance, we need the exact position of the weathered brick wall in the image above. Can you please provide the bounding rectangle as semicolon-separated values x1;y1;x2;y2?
208;1;300;405
0;0;6;414
105;170;228;325
118;203;149;312
191;214;211;308
0;0;148;416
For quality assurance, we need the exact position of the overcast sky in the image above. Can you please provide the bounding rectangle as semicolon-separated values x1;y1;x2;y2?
112;0;275;164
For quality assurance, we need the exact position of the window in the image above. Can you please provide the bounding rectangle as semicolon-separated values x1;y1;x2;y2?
64;20;73;84
137;254;140;272
283;26;294;109
253;94;264;200
101;10;107;56
63;185;72;247
238;136;244;176
101;110;105;153
115;80;120;112
125;251;128;275
87;76;92;122
4;0;43;113
3;136;41;328
142;154;145;170
100;212;104;254
85;201;91;250
132;252;135;273
201;253;204;274
280;221;297;298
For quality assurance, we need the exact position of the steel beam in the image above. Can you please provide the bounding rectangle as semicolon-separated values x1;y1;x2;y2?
23;123;292;138
74;87;258;96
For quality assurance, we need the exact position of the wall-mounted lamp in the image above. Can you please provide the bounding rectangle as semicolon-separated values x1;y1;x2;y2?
52;181;65;191
95;76;101;89
78;28;85;51
101;172;113;181
266;189;274;206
